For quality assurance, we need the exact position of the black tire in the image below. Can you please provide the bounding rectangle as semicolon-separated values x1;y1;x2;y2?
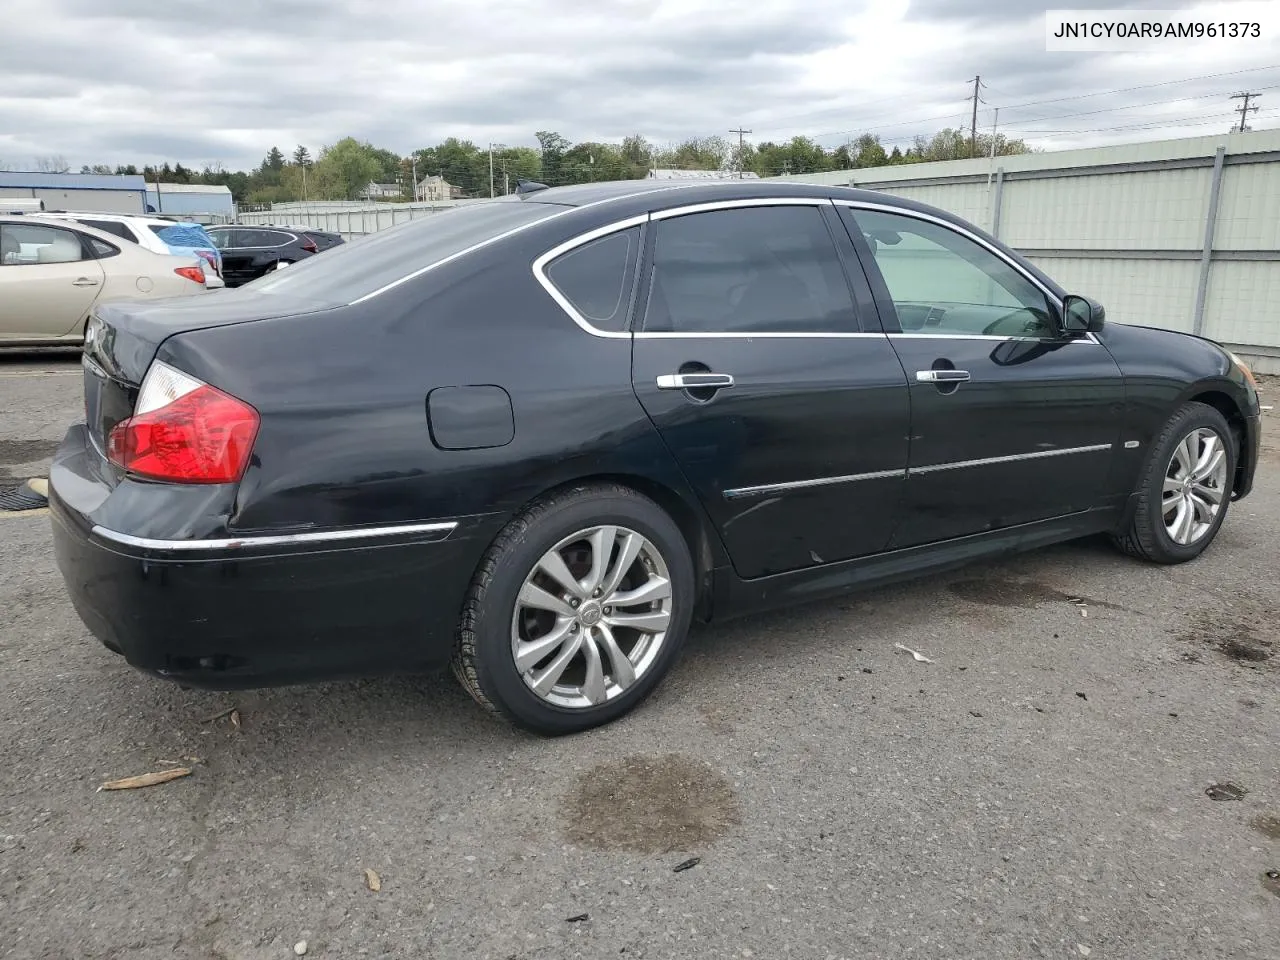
1112;401;1235;564
452;483;695;735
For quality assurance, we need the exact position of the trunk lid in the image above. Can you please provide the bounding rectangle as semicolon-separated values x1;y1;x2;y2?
81;290;324;457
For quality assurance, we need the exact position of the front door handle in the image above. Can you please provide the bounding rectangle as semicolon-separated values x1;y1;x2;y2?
656;373;735;390
916;369;970;383
72;278;100;287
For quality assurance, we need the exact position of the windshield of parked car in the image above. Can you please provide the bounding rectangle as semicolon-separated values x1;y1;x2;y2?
245;200;562;304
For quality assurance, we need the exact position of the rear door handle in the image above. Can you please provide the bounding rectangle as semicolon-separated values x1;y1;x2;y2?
656;373;735;390
72;278;100;287
916;370;970;383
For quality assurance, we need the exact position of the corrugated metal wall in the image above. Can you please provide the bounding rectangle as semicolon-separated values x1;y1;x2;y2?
778;129;1280;371
237;200;476;238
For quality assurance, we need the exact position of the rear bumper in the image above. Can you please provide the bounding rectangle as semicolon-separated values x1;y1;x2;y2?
49;424;483;689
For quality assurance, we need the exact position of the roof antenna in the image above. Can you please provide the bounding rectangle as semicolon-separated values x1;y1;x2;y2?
515;179;550;196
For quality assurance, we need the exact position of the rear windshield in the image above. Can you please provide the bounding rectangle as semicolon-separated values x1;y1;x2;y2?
247;200;561;304
149;222;216;249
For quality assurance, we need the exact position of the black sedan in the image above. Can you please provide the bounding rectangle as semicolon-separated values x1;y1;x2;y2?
205;225;340;286
50;180;1261;734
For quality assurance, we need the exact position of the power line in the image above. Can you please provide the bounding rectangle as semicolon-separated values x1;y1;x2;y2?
990;63;1280;113
1232;91;1261;132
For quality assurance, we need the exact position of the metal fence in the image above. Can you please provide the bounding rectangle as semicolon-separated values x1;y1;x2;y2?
238;199;479;238
779;128;1280;373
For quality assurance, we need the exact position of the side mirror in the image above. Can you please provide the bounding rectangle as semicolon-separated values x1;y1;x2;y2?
1062;294;1105;334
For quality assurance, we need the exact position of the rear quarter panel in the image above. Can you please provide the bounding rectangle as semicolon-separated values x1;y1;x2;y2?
156;214;721;568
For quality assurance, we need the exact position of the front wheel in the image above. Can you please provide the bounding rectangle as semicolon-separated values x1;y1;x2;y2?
452;484;695;735
1112;401;1235;564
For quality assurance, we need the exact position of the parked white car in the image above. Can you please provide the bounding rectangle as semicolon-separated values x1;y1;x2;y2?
0;216;210;347
39;211;225;289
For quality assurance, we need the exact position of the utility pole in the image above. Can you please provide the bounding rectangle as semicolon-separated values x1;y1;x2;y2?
488;143;495;198
969;75;982;158
1231;92;1260;133
410;156;418;203
729;127;751;177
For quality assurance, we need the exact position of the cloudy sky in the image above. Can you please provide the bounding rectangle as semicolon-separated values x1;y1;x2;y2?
1;0;1277;172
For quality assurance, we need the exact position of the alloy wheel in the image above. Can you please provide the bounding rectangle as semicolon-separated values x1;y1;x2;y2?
1162;427;1228;545
511;525;673;709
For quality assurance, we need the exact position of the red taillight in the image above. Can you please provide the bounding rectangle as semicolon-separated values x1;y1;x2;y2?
107;361;259;484
175;265;206;284
300;237;318;253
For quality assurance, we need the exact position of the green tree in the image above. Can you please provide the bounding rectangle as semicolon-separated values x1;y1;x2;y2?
851;133;888;168
265;147;286;171
292;145;312;167
311;137;384;200
536;131;572;184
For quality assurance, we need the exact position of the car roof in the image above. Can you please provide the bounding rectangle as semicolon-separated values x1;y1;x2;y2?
514;178;886;208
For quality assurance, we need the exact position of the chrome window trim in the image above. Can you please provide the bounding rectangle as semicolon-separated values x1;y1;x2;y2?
90;520;458;552
648;196;832;220
531;214;649;340
890;332;1100;345
722;443;1113;499
724;468;905;500
635;331;886;340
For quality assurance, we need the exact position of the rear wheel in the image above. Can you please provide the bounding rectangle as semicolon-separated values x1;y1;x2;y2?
1112;401;1235;564
452;484;695;734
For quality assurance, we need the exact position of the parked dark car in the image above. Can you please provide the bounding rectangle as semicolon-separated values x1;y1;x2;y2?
50;180;1261;735
204;225;341;286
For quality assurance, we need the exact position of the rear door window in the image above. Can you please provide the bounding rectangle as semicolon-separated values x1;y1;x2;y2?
643;204;858;334
0;223;88;264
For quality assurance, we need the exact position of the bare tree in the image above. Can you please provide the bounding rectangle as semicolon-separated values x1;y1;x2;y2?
34;155;71;173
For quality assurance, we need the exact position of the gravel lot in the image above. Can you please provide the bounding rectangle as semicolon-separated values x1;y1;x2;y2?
2;354;1278;960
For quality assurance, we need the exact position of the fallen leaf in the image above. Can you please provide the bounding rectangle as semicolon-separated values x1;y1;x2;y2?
364;868;381;892
893;642;935;663
565;913;589;923
201;707;237;724
98;768;192;791
673;857;701;873
230;709;242;730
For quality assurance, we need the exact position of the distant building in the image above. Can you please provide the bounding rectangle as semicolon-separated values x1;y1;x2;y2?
147;182;235;221
646;169;760;180
363;181;402;200
0;171;148;214
415;175;454;202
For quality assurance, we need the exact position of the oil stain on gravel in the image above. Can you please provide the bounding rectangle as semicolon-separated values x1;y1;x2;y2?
564;754;741;854
1251;815;1280;841
1177;610;1273;666
0;439;59;483
948;578;1131;612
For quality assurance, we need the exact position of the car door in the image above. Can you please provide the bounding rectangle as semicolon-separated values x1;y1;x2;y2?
628;199;911;580
0;222;105;339
837;202;1126;549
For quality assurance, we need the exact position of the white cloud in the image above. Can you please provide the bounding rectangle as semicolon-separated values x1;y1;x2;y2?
0;0;1276;171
